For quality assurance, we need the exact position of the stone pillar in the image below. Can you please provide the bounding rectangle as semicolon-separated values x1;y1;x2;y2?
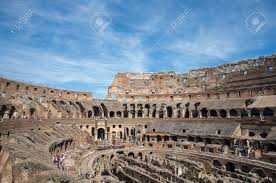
149;109;152;118
3;109;10;119
181;109;185;118
199;111;202;118
156;111;159;118
226;110;230;118
164;109;168;118
173;108;178;118
189;110;193;118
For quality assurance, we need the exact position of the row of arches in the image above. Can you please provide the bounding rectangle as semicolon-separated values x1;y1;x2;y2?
213;160;270;179
100;107;274;119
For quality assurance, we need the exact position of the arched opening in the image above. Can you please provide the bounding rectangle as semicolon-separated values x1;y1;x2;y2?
152;105;157;118
76;102;85;117
251;108;260;117
125;127;129;137
159;106;164;118
201;108;208;118
8;106;16;118
184;109;189;118
241;166;250;173
100;103;108;117
157;135;162;142
192;110;199;118
137;110;143;118
229;109;238;117
30;108;35;117
131;128;135;139
252;169;267;178
210;110;217;117
260;132;268;138
128;152;135;158
112;131;116;140
219;109;227;118
116;111;122;118
213;160;221;168
263;108;274;117
110;154;115;161
88;110;93;118
109;111;115;118
145;104;150;117
93;106;101;117
249;131;255;137
241;109;248;118
119;131;123;139
0;105;7;118
225;162;235;172
97;128;105;140
164;135;169;141
111;94;117;100
167;106;173;118
138;152;142;160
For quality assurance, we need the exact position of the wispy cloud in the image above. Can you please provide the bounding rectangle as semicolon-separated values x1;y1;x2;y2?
0;0;275;98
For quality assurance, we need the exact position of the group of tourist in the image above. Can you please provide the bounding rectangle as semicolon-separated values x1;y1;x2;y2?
52;154;65;170
78;171;94;179
97;144;125;150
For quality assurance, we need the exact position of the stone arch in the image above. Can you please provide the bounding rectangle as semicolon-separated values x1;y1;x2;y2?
225;162;235;172
97;128;105;140
241;166;250;173
219;109;227;118
251;108;260;117
263;108;274;117
112;131;116;139
118;131;123;139
76;102;85;116
159;105;164;118
167;106;173;118
184;109;189;118
128;152;135;158
137;110;143;118
88;110;93;118
109;111;115;118
100;103;108;117
229;109;238;117
93;106;101;117
210;110;217;117
116;111;122;118
30;108;36;117
138;152;143;160
157;135;162;142
251;168;267;178
0;105;7;118
201;108;208;118
192;110;199;118
8;106;16;118
145;104;150;117
152;104;157;118
213;160;221;168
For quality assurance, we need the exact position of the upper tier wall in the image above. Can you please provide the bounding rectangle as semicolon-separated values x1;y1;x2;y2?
107;54;276;102
0;77;92;101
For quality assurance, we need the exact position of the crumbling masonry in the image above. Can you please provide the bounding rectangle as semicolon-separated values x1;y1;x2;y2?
0;54;276;182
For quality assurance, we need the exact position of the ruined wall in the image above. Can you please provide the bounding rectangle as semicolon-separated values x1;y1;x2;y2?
107;55;276;102
0;78;93;120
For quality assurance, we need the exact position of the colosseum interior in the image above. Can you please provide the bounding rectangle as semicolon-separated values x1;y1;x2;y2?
0;54;276;183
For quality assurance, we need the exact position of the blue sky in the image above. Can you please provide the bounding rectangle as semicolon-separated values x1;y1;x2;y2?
0;0;275;98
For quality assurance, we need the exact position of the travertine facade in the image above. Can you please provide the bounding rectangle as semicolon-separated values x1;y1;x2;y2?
0;54;276;183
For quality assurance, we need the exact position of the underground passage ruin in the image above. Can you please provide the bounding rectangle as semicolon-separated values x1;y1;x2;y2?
0;54;276;182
